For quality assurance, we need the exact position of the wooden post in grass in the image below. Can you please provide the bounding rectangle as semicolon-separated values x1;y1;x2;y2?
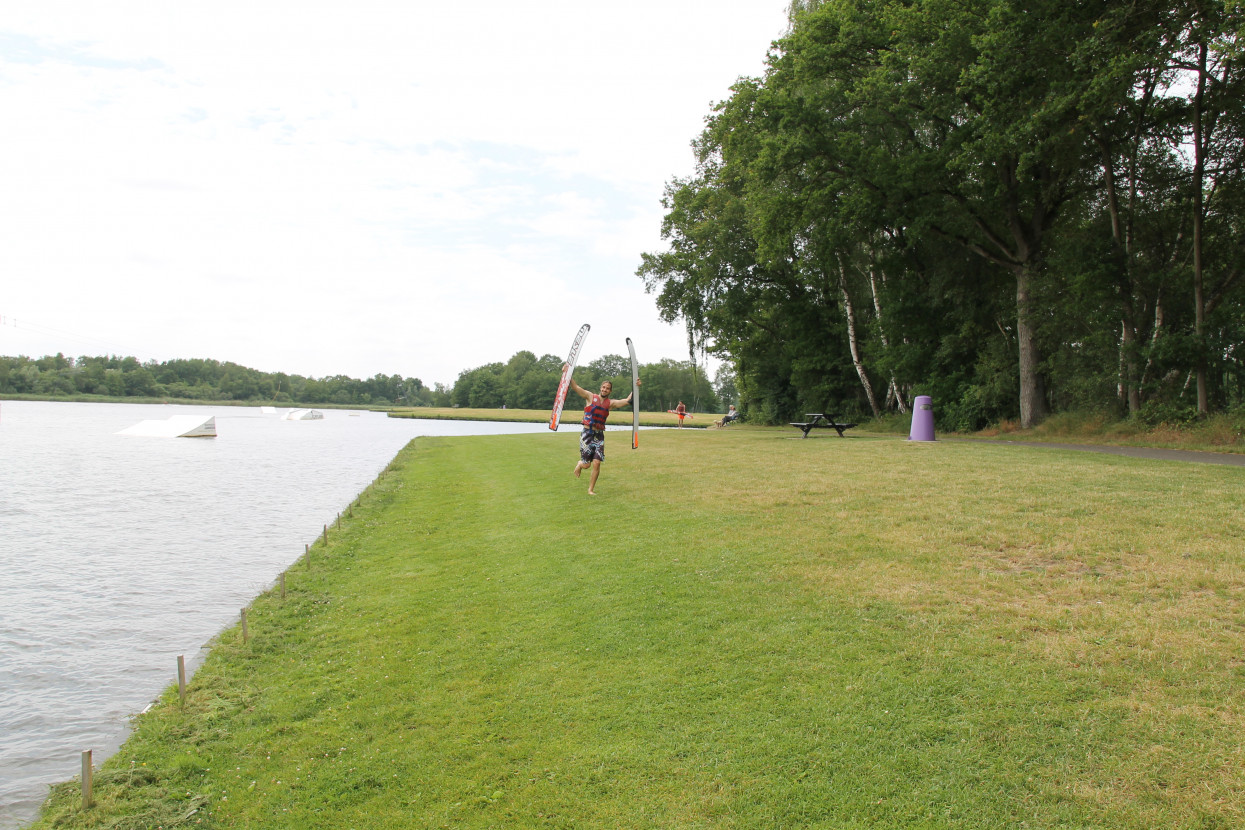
177;655;187;703
241;608;248;643
81;750;93;809
305;543;310;567
336;512;341;531
280;572;286;599
323;524;328;546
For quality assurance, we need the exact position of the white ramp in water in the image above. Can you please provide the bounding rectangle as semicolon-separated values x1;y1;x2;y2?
117;415;217;438
283;409;324;421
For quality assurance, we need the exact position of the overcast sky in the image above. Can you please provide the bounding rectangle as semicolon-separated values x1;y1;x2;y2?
0;1;789;386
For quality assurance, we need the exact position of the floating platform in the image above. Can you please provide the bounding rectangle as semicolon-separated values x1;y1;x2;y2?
117;415;217;438
283;409;324;421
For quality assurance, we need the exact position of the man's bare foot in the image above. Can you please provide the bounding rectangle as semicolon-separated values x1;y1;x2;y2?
587;490;596;496
573;463;582;478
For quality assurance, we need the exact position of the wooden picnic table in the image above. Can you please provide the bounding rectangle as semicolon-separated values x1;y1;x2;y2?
788;413;857;438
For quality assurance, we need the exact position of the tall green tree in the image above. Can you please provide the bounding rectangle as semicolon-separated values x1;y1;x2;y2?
643;0;1245;426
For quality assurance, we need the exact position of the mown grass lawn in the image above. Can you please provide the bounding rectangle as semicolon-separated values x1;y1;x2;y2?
33;427;1245;828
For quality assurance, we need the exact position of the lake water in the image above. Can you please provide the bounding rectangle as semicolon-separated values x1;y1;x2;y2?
0;401;599;828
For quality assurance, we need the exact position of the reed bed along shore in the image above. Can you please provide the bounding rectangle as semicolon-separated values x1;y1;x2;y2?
32;427;1245;828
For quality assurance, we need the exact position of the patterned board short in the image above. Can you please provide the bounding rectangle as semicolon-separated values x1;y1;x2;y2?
580;428;605;463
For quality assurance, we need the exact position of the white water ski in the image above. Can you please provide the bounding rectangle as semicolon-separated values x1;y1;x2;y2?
549;324;591;431
626;337;639;449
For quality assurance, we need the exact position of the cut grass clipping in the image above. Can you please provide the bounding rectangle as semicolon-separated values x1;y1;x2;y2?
33;428;1245;828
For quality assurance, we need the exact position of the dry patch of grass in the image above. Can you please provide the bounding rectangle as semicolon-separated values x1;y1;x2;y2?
656;427;1245;821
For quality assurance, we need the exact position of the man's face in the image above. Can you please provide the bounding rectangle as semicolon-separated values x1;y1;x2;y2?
600;382;612;397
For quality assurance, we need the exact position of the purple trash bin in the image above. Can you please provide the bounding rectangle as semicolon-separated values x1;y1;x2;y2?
908;395;935;441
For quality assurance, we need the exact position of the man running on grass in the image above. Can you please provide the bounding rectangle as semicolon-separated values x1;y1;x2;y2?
565;367;639;496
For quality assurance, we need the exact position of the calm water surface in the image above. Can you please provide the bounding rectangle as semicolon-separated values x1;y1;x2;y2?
0;401;580;828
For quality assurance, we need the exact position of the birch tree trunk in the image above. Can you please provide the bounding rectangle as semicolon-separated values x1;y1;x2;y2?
1191;40;1209;415
868;266;908;415
839;259;880;417
1097;133;1144;416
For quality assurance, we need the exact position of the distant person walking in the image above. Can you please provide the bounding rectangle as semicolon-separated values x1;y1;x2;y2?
565;368;638;496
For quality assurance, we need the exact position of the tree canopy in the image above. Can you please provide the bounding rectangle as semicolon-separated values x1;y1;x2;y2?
639;0;1245;428
448;352;722;413
0;353;439;407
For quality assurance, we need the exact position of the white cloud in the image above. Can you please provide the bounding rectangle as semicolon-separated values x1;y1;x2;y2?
0;0;788;384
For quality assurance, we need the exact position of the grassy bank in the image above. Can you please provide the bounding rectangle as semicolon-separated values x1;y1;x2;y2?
32;428;1245;828
978;410;1245;454
388;406;712;428
863;410;1245;455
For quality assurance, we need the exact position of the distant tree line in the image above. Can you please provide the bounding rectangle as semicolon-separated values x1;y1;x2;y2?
0;353;441;407
0;351;728;413
448;350;724;413
640;0;1245;429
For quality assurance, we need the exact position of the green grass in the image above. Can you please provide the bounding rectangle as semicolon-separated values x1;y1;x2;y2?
31;427;1245;828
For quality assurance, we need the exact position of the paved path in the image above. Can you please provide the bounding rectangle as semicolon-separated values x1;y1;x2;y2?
979;440;1245;467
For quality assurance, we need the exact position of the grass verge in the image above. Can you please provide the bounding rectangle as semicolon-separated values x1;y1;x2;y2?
972;410;1245;454
31;427;1245;828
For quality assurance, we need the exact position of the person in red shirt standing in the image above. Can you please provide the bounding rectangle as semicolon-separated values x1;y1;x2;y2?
565;368;639;496
674;401;687;428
